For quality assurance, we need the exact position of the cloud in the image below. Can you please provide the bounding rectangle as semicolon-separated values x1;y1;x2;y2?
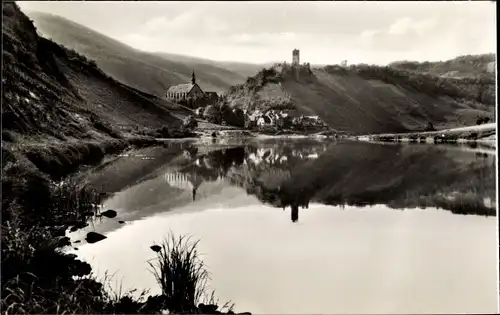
358;15;442;55
229;32;298;47
24;0;494;64
388;17;414;35
388;16;439;36
139;9;229;38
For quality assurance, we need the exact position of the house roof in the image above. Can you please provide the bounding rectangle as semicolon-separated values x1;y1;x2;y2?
167;83;197;94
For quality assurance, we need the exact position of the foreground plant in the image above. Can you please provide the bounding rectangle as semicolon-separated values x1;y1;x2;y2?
148;233;236;314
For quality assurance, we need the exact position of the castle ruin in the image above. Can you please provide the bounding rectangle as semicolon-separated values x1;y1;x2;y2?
292;49;300;66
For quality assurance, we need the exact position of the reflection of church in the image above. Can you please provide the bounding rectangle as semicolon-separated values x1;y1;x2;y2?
164;172;204;201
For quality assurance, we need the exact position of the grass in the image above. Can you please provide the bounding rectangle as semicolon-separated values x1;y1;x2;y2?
148;233;235;314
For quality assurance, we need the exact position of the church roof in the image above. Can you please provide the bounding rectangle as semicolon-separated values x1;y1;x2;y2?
167;83;198;94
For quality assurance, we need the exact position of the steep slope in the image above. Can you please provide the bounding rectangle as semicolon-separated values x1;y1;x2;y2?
225;64;495;135
389;53;495;78
25;11;261;96
2;3;181;144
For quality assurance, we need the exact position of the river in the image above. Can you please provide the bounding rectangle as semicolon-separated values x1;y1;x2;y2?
67;139;497;314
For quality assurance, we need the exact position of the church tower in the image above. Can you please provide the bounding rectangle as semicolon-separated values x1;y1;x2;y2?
191;70;196;85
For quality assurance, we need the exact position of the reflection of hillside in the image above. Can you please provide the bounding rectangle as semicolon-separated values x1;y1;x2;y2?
223;142;496;217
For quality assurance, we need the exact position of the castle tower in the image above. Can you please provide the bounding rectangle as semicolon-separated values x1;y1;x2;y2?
292;49;300;66
191;69;196;85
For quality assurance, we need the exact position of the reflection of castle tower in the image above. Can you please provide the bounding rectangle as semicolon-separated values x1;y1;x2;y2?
292;49;300;66
291;204;299;222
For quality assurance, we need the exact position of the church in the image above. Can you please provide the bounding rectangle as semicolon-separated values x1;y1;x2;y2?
165;71;205;102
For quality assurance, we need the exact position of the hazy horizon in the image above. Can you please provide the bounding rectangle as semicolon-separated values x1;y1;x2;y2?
18;1;496;66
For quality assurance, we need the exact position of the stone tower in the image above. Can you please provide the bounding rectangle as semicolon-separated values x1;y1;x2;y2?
292;49;300;66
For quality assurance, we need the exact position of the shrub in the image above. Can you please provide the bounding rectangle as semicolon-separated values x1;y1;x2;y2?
424;122;436;132
203;105;221;124
183;115;198;130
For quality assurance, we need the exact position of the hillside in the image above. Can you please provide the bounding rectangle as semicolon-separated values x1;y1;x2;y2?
389;53;495;78
225;63;495;135
25;11;263;96
2;2;185;146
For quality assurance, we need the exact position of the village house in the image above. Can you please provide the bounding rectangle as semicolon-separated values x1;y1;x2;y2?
257;115;272;128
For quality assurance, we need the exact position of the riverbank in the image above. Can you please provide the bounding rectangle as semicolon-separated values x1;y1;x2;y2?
353;123;496;145
1;133;250;314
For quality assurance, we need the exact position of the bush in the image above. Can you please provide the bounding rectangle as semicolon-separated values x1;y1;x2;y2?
476;116;490;125
203;105;221;124
183;115;198;130
424;122;436;132
231;108;245;128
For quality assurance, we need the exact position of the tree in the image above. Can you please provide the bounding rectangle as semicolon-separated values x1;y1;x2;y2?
231;108;245;128
219;104;235;126
203;105;221;124
245;119;257;130
182;115;198;130
279;115;293;129
424;122;436;132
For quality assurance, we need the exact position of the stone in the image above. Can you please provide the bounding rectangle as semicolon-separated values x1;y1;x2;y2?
198;303;219;313
100;209;117;218
150;245;161;252
86;232;107;244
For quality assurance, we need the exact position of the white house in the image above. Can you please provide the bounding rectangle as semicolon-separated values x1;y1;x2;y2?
257;115;273;127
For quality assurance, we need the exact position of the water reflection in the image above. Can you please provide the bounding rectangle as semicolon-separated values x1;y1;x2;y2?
72;140;497;314
82;140;495;229
162;141;496;222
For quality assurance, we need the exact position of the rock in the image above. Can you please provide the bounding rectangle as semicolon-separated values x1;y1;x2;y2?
236;312;252;315
150;245;161;252
118;220;125;224
73;240;81;244
100;209;117;218
56;236;71;248
86;232;107;244
198;303;219;313
73;247;79;250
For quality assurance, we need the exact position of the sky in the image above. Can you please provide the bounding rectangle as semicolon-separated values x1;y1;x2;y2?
18;1;496;65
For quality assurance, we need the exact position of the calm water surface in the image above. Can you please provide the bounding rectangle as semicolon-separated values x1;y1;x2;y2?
69;139;497;314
